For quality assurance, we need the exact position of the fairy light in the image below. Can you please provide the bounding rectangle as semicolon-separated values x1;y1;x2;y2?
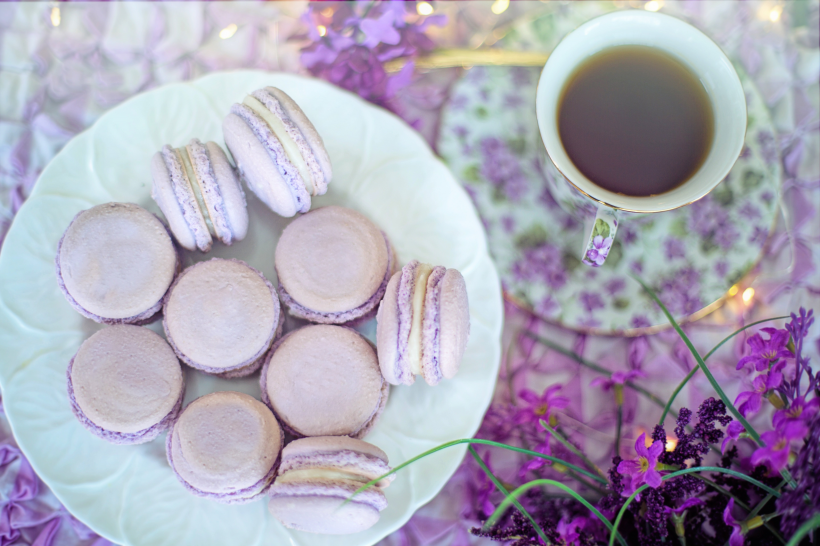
491;0;510;15
644;1;662;11
50;6;61;27
728;284;739;297
742;287;755;304
317;25;327;37
321;7;334;17
417;2;434;16
219;24;238;39
665;437;678;452
769;5;782;21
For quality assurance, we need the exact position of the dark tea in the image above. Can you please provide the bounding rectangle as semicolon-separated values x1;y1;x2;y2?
557;45;714;197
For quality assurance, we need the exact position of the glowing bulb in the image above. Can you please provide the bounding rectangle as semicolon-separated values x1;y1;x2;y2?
665;437;678;452
769;6;782;21
644;1;662;11
219;24;238;40
742;287;755;304
50;6;61;27
728;284;739;297
321;7;334;17
491;0;510;15
317;25;327;37
417;1;434;16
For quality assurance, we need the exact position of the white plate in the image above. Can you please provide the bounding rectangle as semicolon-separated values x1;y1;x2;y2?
0;71;502;546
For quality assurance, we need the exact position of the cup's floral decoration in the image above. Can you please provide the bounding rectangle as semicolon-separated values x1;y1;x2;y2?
298;1;445;121
458;308;818;545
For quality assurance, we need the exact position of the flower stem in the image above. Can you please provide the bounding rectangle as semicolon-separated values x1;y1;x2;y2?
539;420;607;479
785;513;820;546
615;403;623;458
468;446;551;546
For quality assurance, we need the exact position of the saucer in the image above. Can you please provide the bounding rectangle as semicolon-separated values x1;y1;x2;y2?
437;12;781;335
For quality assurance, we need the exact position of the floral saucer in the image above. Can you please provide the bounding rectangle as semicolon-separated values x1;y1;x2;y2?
437;8;781;335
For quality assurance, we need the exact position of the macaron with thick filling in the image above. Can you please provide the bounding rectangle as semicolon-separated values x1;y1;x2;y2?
261;325;388;439
56;202;179;325
151;138;248;252
223;86;331;217
275;206;396;325
376;260;470;386
268;436;394;534
67;325;184;445
163;258;282;378
166;391;283;504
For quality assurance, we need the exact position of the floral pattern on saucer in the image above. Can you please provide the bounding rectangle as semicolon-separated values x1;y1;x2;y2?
438;22;781;334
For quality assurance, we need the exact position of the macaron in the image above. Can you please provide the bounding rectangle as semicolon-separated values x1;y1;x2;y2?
56;202;179;325
151;138;249;252
376;260;470;386
163;258;282;378
261;325;388;439
166;391;283;504
268;436;394;534
223;86;331;218
275;206;396;325
67;325;184;445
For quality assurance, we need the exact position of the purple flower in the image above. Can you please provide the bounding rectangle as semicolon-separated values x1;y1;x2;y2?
722;421;745;454
584;235;612;267
664;237;686;259
657;267;703;315
605;278;626;295
723;498;745;546
520;436;552;475
359;10;401;48
479;137;527;201
515;385;569;426
665;497;703;516
510;244;567;290
590;370;647;391
715;260;729;277
734;367;783;417
579;291;605;313
617;433;665;494
751;429;797;472
774;397;819;435
556;516;589;545
736;327;792;371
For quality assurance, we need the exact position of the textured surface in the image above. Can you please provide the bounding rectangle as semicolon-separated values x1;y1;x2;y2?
0;70;501;546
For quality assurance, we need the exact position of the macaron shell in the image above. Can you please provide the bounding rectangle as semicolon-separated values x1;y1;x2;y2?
281;435;389;464
185;139;232;246
437;268;470;380
150;152;197;251
206;141;248;242
268;494;380;535
160;145;213;252
223;112;301;218
375;271;406;386
420;266;447;386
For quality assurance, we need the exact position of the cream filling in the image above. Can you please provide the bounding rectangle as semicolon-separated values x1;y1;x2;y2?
177;147;215;237
242;95;315;196
406;263;433;376
279;468;372;485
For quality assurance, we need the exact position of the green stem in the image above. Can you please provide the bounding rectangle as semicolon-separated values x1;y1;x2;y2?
484;479;628;546
540;420;607;479
615;404;623;458
786;513;820;546
468;446;551;546
658;316;789;425
608;466;781;546
748;480;787;519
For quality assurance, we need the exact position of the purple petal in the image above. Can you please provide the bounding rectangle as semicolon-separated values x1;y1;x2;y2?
644;469;662;488
617;460;640;475
647;440;664;461
634;433;649;458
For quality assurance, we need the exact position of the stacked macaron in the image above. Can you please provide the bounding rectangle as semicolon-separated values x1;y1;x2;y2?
268;436;394;534
151;139;248;252
224;87;331;217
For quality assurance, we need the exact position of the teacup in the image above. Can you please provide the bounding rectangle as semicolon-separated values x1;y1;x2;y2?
535;10;746;267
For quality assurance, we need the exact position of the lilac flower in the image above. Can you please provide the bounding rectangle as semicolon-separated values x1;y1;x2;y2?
723;498;746;546
665;497;703;516
722;421;745;454
479;137;527;201
510;244;567;290
590;370;647;391
751;429;798;471
715;260;729;277
605;278;626;295
778;411;820;537
579;291;605;313
657;267;703;315
520;436;552;476
734;368;783;417
617;433;664;494
556;516;588;545
773;396;819;436
584;235;612;266
515;385;569;426
664;237;686;259
736;327;792;371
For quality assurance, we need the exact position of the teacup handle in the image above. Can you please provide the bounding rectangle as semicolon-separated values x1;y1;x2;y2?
581;206;619;267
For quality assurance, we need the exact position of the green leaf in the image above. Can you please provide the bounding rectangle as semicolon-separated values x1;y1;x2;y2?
514;224;548;249
506;137;526;155
743;169;764;191
462;164;481;183
592;218;610;240
712;183;734;206
670;217;688;238
606;240;623;267
475;106;489;119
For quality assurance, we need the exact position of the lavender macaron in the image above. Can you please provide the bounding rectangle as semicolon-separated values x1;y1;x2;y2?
275;206;396;325
56;203;179;325
223;86;331;217
261;325;388;439
376;260;470;386
166;391;283;504
163;258;282;378
268;436;394;534
67;325;184;445
151;138;248;252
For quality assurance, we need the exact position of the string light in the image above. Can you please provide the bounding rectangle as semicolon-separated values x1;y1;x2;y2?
316;25;327;37
665;437;678;452
644;1;662;12
742;287;755;304
219;24;238;40
417;2;434;16
50;6;61;27
769;5;782;21
321;7;333;17
728;284;739;297
491;0;510;15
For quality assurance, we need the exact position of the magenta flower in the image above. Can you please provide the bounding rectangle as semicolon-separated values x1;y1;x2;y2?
723;498;745;546
515;385;569;426
773;396;819;436
590;369;647;391
751;429;798;471
617;433;665;494
721;421;745;454
584;235;613;267
519;436;552;476
736;327;792;371
734;366;784;417
556;515;589;545
665;497;703;516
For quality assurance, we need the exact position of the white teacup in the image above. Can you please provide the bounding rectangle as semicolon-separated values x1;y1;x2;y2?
536;10;746;267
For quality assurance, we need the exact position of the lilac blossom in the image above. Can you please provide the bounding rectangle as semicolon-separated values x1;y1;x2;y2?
657;267;703;315
772;396;819;437
664;237;686;259
515;385;569;426
665;497;703;516
579;291;605;313
584;235;612;266
722;421;745;454
519;436;552;476
778;411;820;537
751;429;797;472
590;370;647;391
617;433;664;494
510;243;567;290
479;137;527;202
734;366;784;417
723;498;746;546
736;327;792;371
556;516;588;545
